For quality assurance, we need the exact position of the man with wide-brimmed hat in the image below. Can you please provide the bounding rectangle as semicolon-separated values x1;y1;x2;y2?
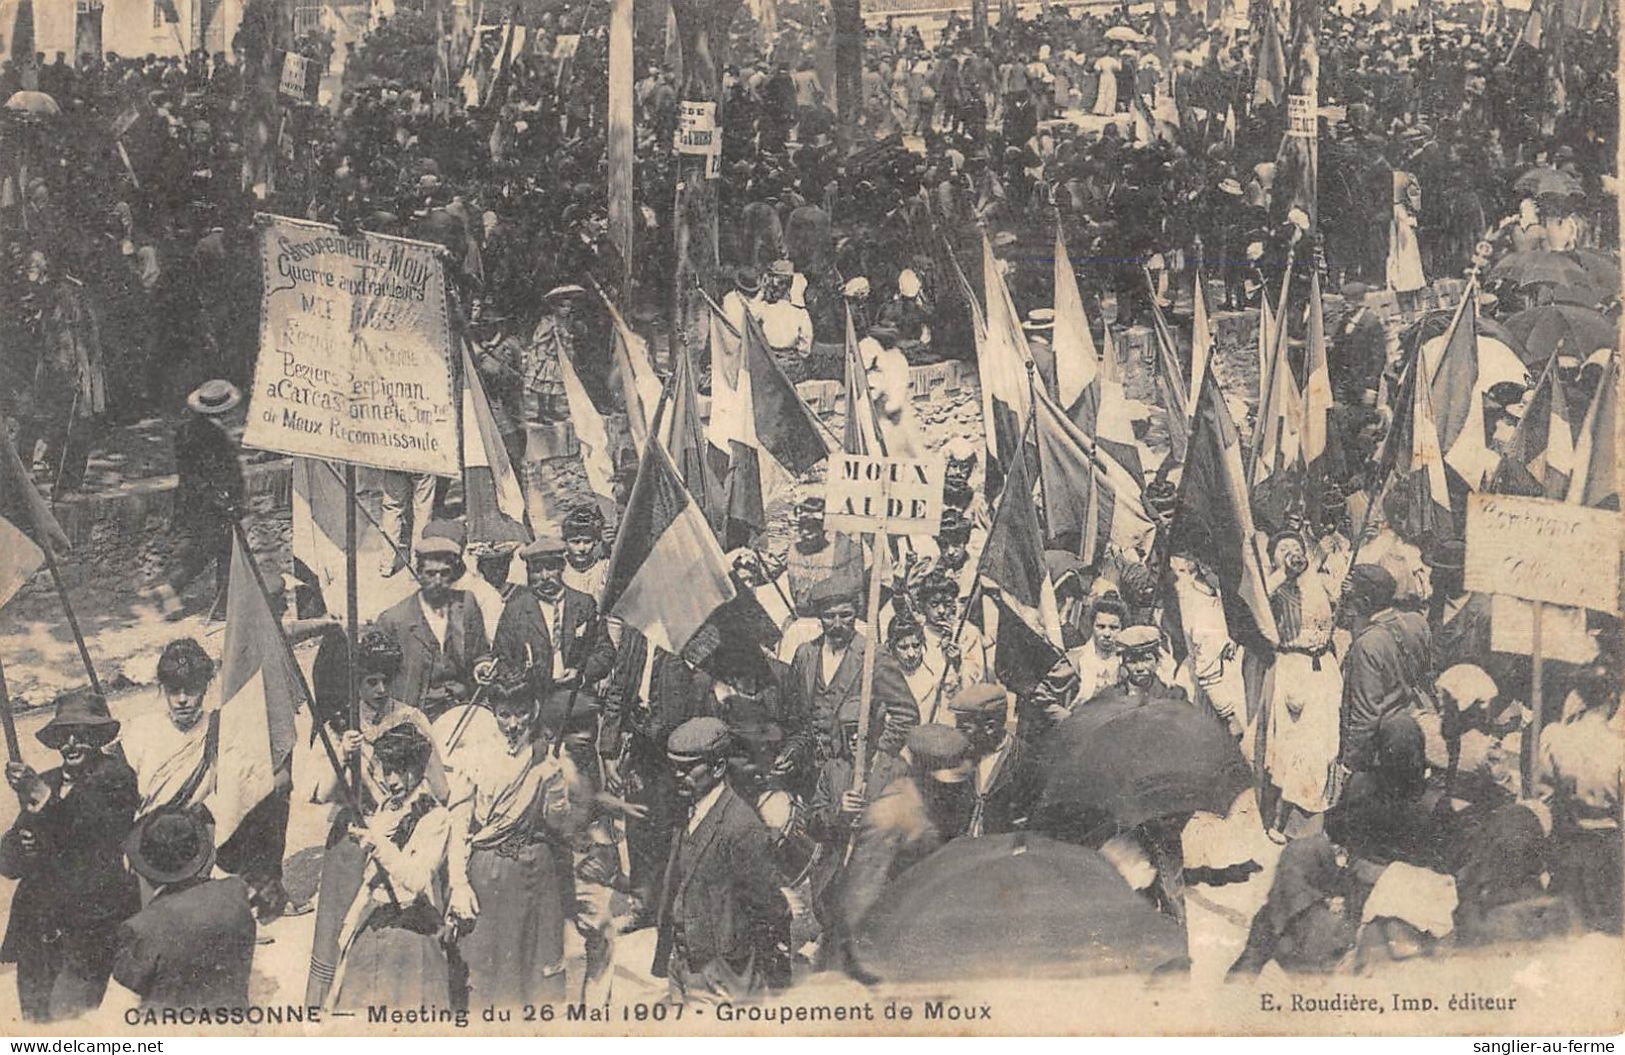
1;689;141;1021
152;378;245;621
111;807;255;1011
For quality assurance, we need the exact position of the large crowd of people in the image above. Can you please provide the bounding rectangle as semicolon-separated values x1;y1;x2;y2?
0;0;1620;1025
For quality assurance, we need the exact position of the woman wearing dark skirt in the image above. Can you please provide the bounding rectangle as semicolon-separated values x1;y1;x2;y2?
327;723;454;1011
445;667;588;1007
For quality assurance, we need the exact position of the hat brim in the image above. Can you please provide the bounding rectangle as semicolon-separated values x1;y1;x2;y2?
186;385;242;416
124;814;216;886
36;717;120;751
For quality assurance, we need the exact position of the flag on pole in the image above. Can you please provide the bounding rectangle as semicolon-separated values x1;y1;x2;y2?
1256;280;1275;404
1146;295;1192;461
1379;349;1456;541
290;459;354;618
1566;353;1618;510
1430;285;1490;489
604;299;663;452
1302;269;1335;475
1169;371;1279;651
461;342;529;546
1052;228;1099;414
1251;8;1287;110
979;232;1034;494
213;533;302;843
843;307;886;457
600;430;737;655
0;425;67;609
978;442;1064;696
1075;321;1146;486
659;344;725;531
1034;388;1155;563
1188;268;1214;409
557;342;616;500
1490;355;1576;500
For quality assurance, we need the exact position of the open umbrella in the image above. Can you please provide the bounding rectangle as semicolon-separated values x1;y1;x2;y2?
1564;248;1621;292
1104;25;1148;41
1487;249;1596;290
1503;304;1618;365
3;90;59;117
1514;166;1583;199
850;833;1188;982
1038;699;1251;829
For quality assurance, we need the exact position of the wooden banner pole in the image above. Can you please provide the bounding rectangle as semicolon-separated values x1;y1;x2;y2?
345;463;361;802
1523;599;1545;798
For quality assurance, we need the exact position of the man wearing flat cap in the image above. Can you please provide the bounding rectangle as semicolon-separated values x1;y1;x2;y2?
2;689;141;1021
1084;625;1192;710
653;717;792;1004
112;807;255;1011
1339;563;1432;772
494;533;615;699
950;684;1040;837
376;534;490;721
839;725;973;936
561;504;609;600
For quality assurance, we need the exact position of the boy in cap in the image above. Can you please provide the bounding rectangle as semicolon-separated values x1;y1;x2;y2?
112;807;255;1012
653;717;792;1004
1078;625;1191;712
376;535;490;721
949;684;1039;837
2;689;141;1021
560;504;609;599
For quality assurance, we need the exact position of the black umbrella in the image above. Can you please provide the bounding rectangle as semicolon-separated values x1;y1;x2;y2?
1038;699;1252;829
850;833;1188;982
1503;304;1617;366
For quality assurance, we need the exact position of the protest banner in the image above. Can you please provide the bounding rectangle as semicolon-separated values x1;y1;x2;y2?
243;215;460;477
1464;492;1621;612
824;452;945;537
279;51;311;99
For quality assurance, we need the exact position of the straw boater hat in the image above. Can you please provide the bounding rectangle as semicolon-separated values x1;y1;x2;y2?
124;807;216;886
543;284;586;303
186;379;241;416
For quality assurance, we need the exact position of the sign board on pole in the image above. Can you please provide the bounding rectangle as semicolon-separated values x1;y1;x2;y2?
1464;493;1622;613
279;51;311;100
824;453;945;537
675;101;719;154
243;216;461;477
1286;94;1314;137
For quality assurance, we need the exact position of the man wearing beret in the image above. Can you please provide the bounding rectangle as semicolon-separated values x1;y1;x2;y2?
376;536;490;721
495;534;615;700
653;717;793;1004
1083;625;1192;710
949;684;1040;837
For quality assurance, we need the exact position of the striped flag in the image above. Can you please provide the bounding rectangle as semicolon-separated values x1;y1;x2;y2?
1146;294;1192;460
979;442;1064;696
1052;228;1098;415
843;306;886;456
1491;355;1576;500
1034;388;1154;564
1252;6;1287;111
461;342;529;547
557;340;615;500
1302;269;1336;475
605;301;663;453
213;533;302;843
290;458;353;618
659;344;725;532
1431;287;1490;489
1188;268;1214;409
1169;371;1279;652
0;425;67;609
1566;353;1618;510
600;429;737;655
979;233;1034;495
1379;348;1455;541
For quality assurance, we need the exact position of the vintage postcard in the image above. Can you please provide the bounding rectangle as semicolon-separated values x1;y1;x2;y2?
0;0;1619;1037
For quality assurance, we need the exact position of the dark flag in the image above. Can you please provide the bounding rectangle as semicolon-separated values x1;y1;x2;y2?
980;441;1064;696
